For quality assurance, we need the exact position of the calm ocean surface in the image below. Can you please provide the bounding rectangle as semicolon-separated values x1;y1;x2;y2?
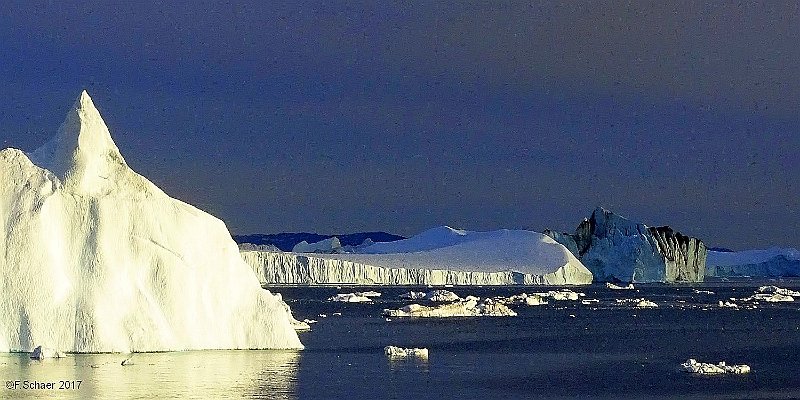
3;282;800;399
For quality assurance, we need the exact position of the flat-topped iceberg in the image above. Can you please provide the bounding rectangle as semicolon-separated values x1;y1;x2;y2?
0;92;302;352
241;227;593;285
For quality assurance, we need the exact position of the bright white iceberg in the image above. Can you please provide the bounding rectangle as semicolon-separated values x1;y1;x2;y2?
0;91;302;352
242;227;593;285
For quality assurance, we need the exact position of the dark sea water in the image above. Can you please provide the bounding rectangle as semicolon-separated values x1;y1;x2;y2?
4;282;800;399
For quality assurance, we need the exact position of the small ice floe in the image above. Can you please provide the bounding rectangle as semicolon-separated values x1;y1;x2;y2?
680;359;750;375
384;346;429;359
383;298;517;318
303;319;318;324
318;313;328;318
355;290;382;298
581;299;600;305
718;300;739;309
30;346;64;360
328;293;373;303
399;291;426;300
607;282;635;290
616;298;658;308
742;293;794;303
332;312;342;316
534;289;584;301
693;289;715;295
424;290;461;302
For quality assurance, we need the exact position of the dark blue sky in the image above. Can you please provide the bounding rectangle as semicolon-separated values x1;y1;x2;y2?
1;2;798;250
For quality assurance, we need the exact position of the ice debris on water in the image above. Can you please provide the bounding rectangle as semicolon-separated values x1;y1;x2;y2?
384;346;429;359
616;298;658;308
680;359;750;375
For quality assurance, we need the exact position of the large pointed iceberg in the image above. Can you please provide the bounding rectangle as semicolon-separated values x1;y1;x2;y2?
0;91;302;352
242;226;593;285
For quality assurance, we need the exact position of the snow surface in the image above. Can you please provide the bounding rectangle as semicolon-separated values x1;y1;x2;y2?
241;227;592;285
0;91;302;352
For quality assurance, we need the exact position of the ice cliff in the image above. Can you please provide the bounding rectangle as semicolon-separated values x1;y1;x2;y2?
241;227;593;285
544;207;707;283
706;248;800;278
0;91;302;352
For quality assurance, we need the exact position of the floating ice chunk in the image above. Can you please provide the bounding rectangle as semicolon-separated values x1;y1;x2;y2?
693;289;715;295
399;291;427;300
535;289;584;301
486;293;548;306
384;346;429;359
302;319;318;325
635;299;658;308
424;290;461;302
30;346;64;360
356;291;382;297
742;293;794;303
383;299;516;318
328;293;373;303
680;359;750;375
718;300;739;309
581;299;600;305
606;282;635;290
756;286;800;297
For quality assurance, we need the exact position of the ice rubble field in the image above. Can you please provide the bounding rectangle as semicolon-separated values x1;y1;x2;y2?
0;92;301;352
242;226;593;285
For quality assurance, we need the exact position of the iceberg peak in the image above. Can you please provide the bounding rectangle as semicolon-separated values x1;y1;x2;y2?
30;90;128;195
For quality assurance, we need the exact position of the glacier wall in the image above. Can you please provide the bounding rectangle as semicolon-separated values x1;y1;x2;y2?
545;207;707;283
0;91;302;352
241;250;593;286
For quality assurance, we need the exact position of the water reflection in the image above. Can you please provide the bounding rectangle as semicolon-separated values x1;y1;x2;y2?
0;350;300;399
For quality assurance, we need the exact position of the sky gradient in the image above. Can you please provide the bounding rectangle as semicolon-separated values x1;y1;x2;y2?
1;1;798;250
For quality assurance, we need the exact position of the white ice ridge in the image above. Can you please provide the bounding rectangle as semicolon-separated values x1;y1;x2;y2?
0;91;302;352
241;227;593;285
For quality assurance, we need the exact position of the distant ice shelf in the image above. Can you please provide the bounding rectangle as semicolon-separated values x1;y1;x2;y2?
706;248;800;278
241;227;593;286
